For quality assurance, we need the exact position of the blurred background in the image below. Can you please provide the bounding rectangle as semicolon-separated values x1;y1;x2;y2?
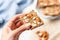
0;0;34;28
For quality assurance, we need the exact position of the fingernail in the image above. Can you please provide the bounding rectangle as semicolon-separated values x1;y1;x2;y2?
25;23;32;29
29;25;32;29
27;23;32;29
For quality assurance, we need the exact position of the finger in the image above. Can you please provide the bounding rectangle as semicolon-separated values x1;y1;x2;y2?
12;23;31;35
9;13;27;23
9;21;24;30
16;21;24;28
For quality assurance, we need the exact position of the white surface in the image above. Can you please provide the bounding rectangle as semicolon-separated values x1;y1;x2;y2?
19;0;60;40
19;30;39;40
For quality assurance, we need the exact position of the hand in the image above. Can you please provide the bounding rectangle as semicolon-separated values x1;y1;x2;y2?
1;14;31;40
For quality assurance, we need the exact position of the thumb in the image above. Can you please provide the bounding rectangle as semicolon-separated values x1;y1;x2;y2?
12;23;31;35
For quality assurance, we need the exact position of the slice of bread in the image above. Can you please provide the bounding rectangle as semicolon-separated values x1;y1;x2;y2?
42;6;60;16
20;10;44;29
37;0;60;16
37;0;60;8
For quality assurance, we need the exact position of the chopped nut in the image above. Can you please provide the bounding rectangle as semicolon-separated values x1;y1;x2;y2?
33;20;37;23
33;17;36;20
36;31;49;40
23;16;27;19
24;19;30;23
31;23;37;28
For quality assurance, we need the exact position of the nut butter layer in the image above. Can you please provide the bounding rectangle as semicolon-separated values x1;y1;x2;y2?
20;10;44;29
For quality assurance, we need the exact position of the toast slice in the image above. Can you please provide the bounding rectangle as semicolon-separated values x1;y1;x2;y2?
42;5;60;16
20;10;44;29
37;0;60;8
